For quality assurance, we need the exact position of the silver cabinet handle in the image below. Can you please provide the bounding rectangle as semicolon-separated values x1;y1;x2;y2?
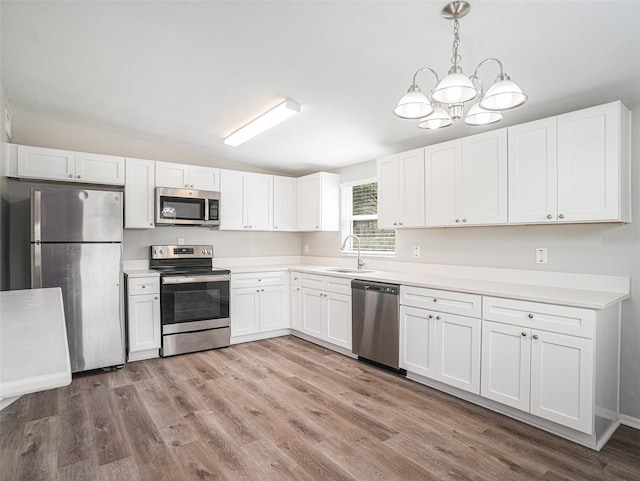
462;218;467;223
428;314;433;319
433;298;438;303
77;175;81;179
436;316;441;320
69;174;74;178
155;296;158;300
521;332;527;337
261;289;264;292
185;184;189;188
393;222;398;226
528;313;534;319
533;334;539;340
455;219;460;223
274;226;278;229
141;285;146;288
399;222;404;226
547;214;552;219
256;289;260;293
559;214;565;219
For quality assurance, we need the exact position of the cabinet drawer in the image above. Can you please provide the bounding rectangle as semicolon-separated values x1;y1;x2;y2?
290;271;302;286
231;271;287;288
128;276;160;295
483;296;595;338
302;273;351;295
400;285;481;318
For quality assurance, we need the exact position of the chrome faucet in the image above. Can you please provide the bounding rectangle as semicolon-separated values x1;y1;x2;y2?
341;235;365;270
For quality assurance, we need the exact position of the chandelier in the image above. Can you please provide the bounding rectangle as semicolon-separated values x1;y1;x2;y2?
393;1;527;129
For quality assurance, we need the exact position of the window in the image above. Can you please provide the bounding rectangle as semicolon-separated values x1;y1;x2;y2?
340;178;395;256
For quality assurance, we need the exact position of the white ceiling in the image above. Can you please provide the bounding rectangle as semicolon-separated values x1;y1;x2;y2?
2;1;640;176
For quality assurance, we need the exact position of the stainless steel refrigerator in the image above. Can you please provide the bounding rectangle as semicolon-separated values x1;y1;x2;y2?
31;185;125;373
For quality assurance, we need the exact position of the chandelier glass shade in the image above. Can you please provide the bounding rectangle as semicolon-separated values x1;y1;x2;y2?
393;1;527;129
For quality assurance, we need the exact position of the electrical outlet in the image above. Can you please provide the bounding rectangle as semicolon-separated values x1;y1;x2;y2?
536;247;547;264
304;244;309;254
177;237;185;245
413;246;421;258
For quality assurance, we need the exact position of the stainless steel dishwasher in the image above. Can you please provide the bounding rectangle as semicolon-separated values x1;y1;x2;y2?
351;279;401;371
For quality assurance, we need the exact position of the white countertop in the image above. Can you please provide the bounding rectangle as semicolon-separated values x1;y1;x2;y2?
124;269;160;278
225;263;629;310
0;288;72;408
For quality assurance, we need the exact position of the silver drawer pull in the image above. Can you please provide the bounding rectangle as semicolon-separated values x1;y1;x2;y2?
533;334;539;340
521;332;527;337
528;313;534;319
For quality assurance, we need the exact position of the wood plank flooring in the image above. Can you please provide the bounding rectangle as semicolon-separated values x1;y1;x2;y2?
1;336;639;481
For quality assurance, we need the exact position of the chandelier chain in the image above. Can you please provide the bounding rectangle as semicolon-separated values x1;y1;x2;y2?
451;18;462;70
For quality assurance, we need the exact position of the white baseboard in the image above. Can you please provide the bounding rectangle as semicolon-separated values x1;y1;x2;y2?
620;414;640;430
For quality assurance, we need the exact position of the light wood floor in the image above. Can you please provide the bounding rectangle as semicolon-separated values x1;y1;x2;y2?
1;336;639;481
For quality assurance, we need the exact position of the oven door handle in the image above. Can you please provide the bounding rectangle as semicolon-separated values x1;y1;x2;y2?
162;274;231;284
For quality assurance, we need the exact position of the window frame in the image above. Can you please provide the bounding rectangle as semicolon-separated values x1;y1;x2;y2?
340;177;396;258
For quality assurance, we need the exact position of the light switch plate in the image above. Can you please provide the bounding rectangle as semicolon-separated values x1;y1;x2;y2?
413;246;421;258
536;247;547;264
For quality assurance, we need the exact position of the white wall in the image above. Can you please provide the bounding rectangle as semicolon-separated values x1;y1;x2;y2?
309;100;640;421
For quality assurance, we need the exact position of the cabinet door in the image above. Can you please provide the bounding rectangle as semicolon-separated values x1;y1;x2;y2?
301;288;323;338
508;118;558;223
425;140;461;226
481;321;531;411
325;292;351;350
399;306;437;379
398;148;425;228
155;161;190;188
530;330;594;434
259;286;289;332
230;288;260;336
377;154;399;229
273;176;297;231
128;293;161;353
297;173;321;231
17;145;76;181
244;173;273;231
290;285;302;330
557;102;620;222
461;129;507;225
219;170;245;230
75;152;125;185
125;158;155;229
435;314;481;394
190;166;220;191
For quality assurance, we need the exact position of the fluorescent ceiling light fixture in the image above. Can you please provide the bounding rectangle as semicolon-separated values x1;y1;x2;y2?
224;99;301;147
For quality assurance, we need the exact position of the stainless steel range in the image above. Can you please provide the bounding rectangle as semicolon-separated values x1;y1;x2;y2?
150;245;230;357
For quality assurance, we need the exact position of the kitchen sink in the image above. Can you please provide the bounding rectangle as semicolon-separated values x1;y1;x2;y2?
325;268;376;274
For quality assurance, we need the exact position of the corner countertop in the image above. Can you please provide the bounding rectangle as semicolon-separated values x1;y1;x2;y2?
0;288;72;409
224;263;629;310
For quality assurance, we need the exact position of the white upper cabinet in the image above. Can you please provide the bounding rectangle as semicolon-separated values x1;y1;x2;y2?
508;117;558;223
557;101;630;223
425;140;460;227
17;145;125;185
155;161;220;191
509;101;630;224
219;170;273;231
125;157;155;229
296;172;340;232
461;129;508;225
378;148;425;229
425;129;507;227
273;175;297;231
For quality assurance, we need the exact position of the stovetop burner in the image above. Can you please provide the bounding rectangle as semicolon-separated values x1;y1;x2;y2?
149;244;230;276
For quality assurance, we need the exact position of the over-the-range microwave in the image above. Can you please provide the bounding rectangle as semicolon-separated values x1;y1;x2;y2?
155;187;220;227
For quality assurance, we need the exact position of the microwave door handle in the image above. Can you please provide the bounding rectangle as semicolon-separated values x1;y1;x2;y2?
205;198;209;221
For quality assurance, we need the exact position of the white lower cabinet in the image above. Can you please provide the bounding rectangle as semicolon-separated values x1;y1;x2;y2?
125;274;161;361
230;272;288;339
481;296;602;436
290;272;302;330
299;273;352;350
400;292;481;395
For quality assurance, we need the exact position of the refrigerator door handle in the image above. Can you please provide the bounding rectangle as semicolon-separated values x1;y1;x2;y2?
32;242;42;288
32;189;42;243
32;190;43;288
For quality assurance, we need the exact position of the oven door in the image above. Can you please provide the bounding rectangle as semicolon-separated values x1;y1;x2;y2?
160;275;230;334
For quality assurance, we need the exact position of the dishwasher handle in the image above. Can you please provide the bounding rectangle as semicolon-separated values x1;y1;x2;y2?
351;279;399;295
